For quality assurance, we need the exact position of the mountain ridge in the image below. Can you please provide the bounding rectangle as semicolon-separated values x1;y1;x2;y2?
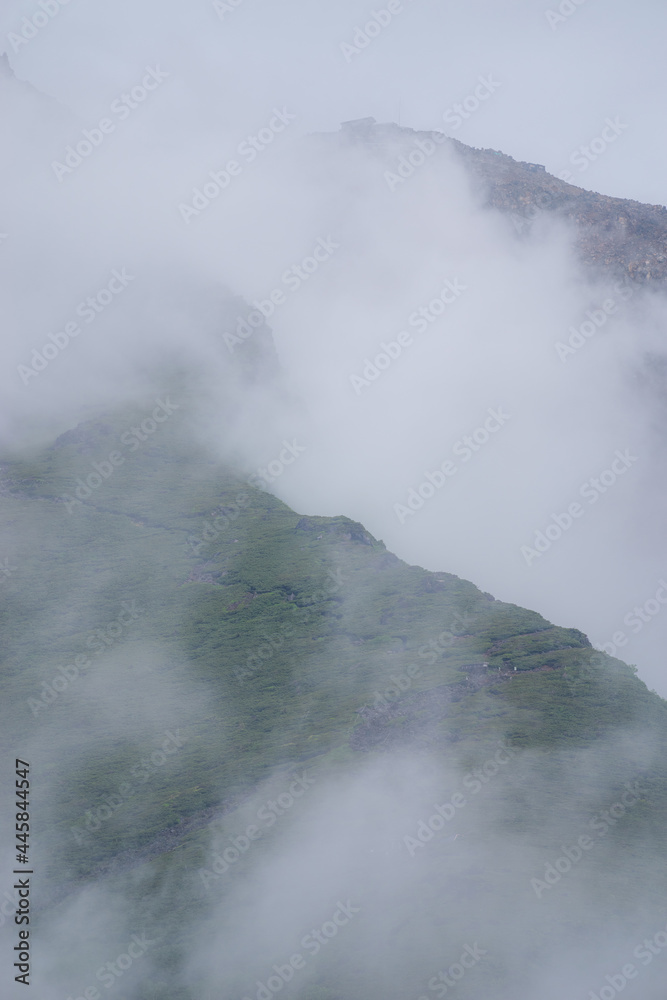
327;116;667;287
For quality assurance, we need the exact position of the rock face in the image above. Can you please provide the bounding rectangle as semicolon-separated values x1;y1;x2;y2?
334;118;667;287
449;137;667;285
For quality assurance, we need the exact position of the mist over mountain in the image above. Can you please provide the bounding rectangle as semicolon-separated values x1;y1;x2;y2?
2;3;667;999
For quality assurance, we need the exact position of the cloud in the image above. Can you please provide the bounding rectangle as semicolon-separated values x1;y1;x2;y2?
2;4;667;998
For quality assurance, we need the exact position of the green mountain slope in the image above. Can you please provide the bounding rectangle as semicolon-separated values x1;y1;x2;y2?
2;401;667;1000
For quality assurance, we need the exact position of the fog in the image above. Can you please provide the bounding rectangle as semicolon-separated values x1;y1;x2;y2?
3;0;667;696
2;1;667;998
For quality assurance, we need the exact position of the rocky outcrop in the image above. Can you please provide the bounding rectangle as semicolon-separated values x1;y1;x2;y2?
335;118;667;288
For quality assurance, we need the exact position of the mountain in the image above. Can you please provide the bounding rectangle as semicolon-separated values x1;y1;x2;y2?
2;385;667;1000
332;117;667;286
3;100;667;999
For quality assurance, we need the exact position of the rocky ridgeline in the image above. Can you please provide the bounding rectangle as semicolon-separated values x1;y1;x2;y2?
336;118;667;287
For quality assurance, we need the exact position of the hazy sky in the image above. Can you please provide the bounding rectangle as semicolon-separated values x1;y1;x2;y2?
2;0;666;204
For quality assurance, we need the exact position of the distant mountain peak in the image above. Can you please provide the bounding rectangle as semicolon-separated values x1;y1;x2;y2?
328;117;667;287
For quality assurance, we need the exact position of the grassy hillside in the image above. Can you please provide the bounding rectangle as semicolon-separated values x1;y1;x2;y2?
2;402;667;1000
